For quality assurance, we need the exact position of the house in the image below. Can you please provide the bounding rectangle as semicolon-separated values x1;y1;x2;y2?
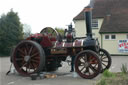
73;0;128;55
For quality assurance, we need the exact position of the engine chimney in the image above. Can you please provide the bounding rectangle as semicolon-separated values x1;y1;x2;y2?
83;0;97;51
84;6;93;38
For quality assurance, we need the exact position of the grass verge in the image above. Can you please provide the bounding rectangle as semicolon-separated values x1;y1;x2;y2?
96;69;128;85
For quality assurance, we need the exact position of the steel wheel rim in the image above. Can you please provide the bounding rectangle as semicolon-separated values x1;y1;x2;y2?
100;51;108;70
75;50;101;79
13;41;43;76
40;27;59;39
99;49;111;72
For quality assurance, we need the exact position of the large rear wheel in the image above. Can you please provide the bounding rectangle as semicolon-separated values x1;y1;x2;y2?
12;40;45;76
75;50;101;79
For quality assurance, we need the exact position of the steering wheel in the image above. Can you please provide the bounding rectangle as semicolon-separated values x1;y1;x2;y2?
40;27;59;41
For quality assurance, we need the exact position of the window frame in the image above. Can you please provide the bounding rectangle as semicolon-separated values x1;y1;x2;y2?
105;35;110;40
92;19;98;29
127;34;128;39
111;34;116;40
104;34;116;40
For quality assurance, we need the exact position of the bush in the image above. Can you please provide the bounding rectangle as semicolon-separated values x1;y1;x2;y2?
103;69;115;78
120;63;128;74
98;79;107;85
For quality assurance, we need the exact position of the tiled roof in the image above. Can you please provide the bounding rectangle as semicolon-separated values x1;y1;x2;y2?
73;0;128;33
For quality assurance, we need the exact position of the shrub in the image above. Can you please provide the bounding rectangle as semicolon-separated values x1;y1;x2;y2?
98;79;107;85
120;63;128;74
103;69;115;78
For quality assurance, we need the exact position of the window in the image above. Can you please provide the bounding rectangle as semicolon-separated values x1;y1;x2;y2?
111;35;116;40
127;34;128;39
92;19;98;28
105;35;109;40
105;34;116;40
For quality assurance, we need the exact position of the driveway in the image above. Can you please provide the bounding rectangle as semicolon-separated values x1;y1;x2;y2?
0;56;128;85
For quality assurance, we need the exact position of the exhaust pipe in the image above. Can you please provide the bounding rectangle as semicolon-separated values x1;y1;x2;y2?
84;0;95;38
84;6;92;38
83;0;98;51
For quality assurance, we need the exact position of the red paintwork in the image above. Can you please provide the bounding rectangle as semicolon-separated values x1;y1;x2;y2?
64;43;73;47
55;40;82;48
26;33;83;48
74;40;82;47
67;34;72;39
26;33;53;47
56;42;63;48
40;36;53;47
26;33;43;40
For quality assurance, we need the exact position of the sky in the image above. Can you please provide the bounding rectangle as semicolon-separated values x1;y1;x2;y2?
0;0;90;33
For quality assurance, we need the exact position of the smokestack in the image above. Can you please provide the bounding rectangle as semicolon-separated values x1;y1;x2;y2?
84;0;95;38
84;6;92;37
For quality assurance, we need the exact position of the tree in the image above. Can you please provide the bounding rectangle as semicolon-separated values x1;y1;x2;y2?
0;9;23;55
23;24;32;39
55;27;65;37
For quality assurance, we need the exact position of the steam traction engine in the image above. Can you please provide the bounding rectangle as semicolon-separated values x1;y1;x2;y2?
11;5;112;79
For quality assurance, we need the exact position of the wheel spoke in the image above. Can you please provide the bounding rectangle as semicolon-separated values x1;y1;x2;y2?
25;61;29;72
28;46;33;55
16;58;23;61
101;53;105;58
25;44;29;52
82;54;87;62
30;62;35;69
80;66;85;71
102;62;107;67
80;62;85;66
102;60;108;62
20;63;27;70
89;65;97;73
31;59;39;63
51;30;55;36
26;65;28;72
94;63;98;68
100;53;104;57
31;52;39;58
18;49;25;56
102;56;107;60
28;62;31;72
32;63;37;71
20;54;25;57
32;57;39;60
88;69;91;75
84;67;89;73
24;48;28;55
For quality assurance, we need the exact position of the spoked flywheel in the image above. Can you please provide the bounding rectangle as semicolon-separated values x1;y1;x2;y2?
12;40;45;76
75;50;101;79
99;48;112;73
40;27;59;40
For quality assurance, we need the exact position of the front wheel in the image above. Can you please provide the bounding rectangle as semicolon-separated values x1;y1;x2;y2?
74;50;101;79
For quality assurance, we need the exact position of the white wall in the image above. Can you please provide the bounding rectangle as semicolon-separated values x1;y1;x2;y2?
74;18;128;55
74;20;86;37
102;34;128;55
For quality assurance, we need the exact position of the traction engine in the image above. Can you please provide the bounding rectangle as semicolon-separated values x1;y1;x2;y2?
11;2;112;79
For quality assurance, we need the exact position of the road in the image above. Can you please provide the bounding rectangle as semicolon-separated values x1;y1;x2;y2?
0;56;128;85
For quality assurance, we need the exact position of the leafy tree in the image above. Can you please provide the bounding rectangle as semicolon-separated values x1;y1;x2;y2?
0;9;23;56
55;28;65;37
23;24;32;39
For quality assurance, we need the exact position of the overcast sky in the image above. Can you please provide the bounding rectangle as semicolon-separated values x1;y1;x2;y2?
0;0;90;33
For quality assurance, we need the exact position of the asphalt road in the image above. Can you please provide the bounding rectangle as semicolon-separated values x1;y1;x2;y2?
0;56;128;85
